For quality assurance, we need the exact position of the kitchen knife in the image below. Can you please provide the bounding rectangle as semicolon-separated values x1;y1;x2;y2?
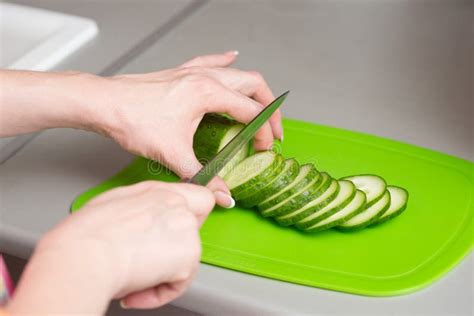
188;90;290;186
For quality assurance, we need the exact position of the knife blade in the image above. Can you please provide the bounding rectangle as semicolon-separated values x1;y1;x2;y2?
188;90;289;186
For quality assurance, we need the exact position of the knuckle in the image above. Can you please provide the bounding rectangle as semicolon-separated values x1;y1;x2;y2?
113;130;135;153
190;237;202;258
182;233;201;261
176;211;199;230
187;249;201;268
188;56;203;66
185;66;206;75
199;188;216;214
180;74;217;94
162;192;187;209
174;268;192;282
177;65;203;77
162;209;198;233
175;248;199;281
248;70;264;83
138;180;165;193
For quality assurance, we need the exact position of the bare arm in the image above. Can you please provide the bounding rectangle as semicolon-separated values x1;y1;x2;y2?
0;70;100;137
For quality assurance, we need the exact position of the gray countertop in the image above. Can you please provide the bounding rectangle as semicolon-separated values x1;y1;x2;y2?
1;0;472;315
11;0;197;75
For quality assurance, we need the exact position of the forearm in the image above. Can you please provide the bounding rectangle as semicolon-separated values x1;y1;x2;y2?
0;70;105;137
6;239;114;315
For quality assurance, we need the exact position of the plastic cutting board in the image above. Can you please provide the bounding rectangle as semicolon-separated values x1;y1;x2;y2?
71;119;473;296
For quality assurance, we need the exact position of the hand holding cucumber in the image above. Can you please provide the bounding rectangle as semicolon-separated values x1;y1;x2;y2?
0;52;282;208
93;51;283;206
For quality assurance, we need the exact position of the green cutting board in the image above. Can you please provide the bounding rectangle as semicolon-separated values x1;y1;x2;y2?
71;119;473;297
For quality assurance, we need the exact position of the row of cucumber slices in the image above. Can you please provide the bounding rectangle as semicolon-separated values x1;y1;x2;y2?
223;151;409;233
193;114;409;233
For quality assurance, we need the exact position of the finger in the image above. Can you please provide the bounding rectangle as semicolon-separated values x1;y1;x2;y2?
120;280;188;310
156;182;216;224
243;74;283;142
180;51;239;68
162;147;234;210
203;68;284;140
121;263;198;310
83;181;157;207
164;146;203;180
204;84;274;151
206;177;235;210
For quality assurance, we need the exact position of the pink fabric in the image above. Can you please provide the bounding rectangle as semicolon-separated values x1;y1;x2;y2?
0;255;13;306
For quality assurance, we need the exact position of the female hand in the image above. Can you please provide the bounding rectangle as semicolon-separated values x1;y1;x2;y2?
7;181;215;314
0;51;282;208
93;51;282;205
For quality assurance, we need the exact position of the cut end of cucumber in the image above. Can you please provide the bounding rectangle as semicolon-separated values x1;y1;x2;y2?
224;151;277;190
217;126;247;177
193;114;249;177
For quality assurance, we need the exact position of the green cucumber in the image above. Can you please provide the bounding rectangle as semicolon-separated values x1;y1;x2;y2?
303;190;367;233
276;178;341;226
224;151;282;197
338;190;391;230
257;164;319;211
371;186;409;226
231;154;285;200
266;173;333;220
293;180;356;228
193;114;249;177
237;159;300;208
342;174;386;207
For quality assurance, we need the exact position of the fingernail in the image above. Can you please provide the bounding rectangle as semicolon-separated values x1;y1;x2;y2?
214;191;235;209
120;300;129;309
280;131;284;142
227;50;239;56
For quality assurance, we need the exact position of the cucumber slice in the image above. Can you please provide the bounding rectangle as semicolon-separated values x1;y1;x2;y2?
224;152;283;197
232;154;285;200
338;189;391;230
257;164;319;211
263;173;333;219
193;114;249;177
261;173;331;217
371;186;409;226
237;159;300;208
276;178;341;226
293;180;356;228
303;190;367;233
342;174;386;207
235;155;288;200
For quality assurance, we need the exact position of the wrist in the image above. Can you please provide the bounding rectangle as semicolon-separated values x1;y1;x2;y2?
48;71;107;132
7;235;115;314
0;70;107;136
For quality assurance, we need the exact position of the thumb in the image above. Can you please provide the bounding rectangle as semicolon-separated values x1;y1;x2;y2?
164;147;235;209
